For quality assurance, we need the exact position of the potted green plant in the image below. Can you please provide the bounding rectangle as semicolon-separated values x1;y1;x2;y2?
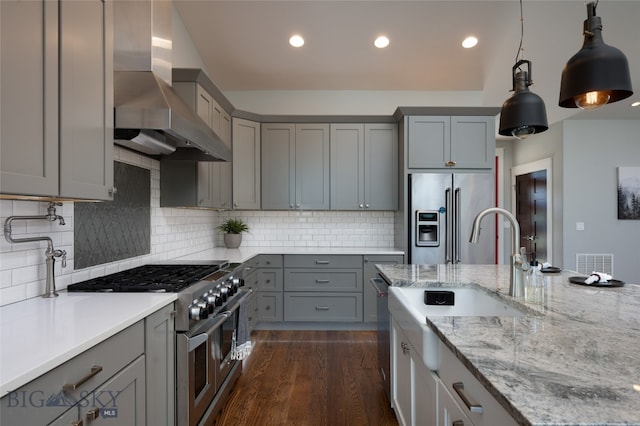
217;218;249;249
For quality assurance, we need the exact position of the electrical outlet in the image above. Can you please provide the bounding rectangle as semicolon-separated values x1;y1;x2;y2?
576;222;585;231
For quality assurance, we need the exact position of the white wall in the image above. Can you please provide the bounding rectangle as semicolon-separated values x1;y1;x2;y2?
562;120;640;281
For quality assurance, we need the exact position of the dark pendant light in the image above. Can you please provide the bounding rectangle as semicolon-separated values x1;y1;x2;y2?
498;0;548;139
499;60;548;139
559;1;633;109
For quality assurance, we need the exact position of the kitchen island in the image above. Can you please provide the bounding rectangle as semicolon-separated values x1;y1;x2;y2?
378;264;640;425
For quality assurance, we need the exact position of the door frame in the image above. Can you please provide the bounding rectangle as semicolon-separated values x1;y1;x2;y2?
511;157;553;263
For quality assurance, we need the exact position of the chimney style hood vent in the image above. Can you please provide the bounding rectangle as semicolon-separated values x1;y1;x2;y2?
113;0;230;162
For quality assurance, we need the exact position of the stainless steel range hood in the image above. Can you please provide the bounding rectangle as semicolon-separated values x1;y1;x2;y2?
113;0;230;162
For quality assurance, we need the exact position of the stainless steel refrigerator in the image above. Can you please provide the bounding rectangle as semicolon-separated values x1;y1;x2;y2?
409;173;495;264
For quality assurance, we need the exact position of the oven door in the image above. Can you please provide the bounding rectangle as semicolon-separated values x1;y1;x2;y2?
215;290;249;385
177;312;229;426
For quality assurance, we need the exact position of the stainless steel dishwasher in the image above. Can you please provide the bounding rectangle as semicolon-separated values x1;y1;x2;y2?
370;276;391;402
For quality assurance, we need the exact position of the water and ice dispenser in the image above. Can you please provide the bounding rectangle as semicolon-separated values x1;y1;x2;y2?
415;210;439;247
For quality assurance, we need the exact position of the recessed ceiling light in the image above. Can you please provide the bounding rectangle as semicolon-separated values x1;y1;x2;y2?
632;101;640;107
289;34;304;48
374;36;390;49
462;36;478;49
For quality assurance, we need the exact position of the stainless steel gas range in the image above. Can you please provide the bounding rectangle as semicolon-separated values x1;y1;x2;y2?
67;261;252;426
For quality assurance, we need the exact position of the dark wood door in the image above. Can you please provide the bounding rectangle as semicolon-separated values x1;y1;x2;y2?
515;170;547;263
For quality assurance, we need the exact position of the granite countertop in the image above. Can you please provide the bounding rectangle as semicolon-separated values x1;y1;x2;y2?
0;292;176;396
378;264;640;426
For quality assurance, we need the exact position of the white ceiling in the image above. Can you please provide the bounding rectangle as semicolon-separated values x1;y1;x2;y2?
174;0;640;125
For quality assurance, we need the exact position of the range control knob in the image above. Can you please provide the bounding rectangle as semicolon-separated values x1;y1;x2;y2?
218;285;229;302
204;291;218;313
189;299;208;320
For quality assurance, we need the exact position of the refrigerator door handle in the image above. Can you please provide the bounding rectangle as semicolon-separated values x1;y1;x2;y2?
445;187;452;264
454;187;461;263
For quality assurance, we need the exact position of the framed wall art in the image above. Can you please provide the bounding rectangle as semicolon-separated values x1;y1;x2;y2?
617;166;640;220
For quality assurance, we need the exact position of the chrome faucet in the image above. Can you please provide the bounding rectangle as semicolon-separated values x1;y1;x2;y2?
469;207;529;298
4;202;67;298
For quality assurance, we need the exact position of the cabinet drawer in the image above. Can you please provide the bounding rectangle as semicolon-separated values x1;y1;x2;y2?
439;344;517;426
284;269;362;292
284;292;362;322
284;254;362;269
257;254;283;268
259;269;284;291
1;321;144;425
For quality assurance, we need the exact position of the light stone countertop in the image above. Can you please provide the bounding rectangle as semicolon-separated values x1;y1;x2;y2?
377;264;640;426
0;292;176;396
177;246;405;264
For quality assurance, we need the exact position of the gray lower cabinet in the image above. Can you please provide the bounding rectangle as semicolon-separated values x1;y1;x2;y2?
261;123;330;210
145;303;175;426
0;0;114;200
330;123;398;210
363;255;404;322
0;321;144;426
283;255;363;322
256;255;284;323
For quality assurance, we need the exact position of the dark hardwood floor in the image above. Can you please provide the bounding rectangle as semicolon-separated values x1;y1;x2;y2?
214;330;399;426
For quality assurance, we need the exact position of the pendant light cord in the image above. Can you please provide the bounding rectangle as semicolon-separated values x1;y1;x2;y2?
514;0;525;68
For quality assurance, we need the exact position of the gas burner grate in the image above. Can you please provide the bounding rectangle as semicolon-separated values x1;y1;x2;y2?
67;264;222;293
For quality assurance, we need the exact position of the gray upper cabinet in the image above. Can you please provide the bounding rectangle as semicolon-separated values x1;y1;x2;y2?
407;116;494;169
262;123;330;210
330;123;398;210
0;0;114;200
170;81;232;209
232;118;261;209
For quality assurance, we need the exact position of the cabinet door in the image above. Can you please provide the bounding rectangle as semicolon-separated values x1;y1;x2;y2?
330;124;365;210
295;124;330;209
78;356;146;426
450;116;494;169
59;0;114;200
392;319;412;426
262;123;295;209
145;304;175;426
0;0;59;196
407;116;450;169
413;356;438;426
257;292;283;322
365;123;398;210
363;255;403;322
210;162;232;209
232;118;261;209
196;84;214;126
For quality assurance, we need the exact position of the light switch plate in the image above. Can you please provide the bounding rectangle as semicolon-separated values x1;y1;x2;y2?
576;222;585;231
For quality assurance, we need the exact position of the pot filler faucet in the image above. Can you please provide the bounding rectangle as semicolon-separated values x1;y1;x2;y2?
469;207;529;298
4;202;67;298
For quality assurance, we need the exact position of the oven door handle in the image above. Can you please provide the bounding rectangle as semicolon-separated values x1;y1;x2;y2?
185;311;231;343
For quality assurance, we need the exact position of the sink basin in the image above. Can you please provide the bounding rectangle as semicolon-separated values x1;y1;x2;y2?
395;286;525;317
388;286;526;371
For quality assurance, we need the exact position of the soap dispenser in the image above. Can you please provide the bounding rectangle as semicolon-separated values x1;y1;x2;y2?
525;260;545;304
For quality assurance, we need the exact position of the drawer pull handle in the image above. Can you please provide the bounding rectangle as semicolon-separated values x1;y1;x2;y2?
315;279;330;284
315;306;330;311
315;260;330;265
86;408;100;421
452;382;483;414
452;421;465;426
72;420;84;426
63;366;103;392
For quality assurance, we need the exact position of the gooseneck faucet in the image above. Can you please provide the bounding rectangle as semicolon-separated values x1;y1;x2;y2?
469;207;528;298
4;202;67;298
